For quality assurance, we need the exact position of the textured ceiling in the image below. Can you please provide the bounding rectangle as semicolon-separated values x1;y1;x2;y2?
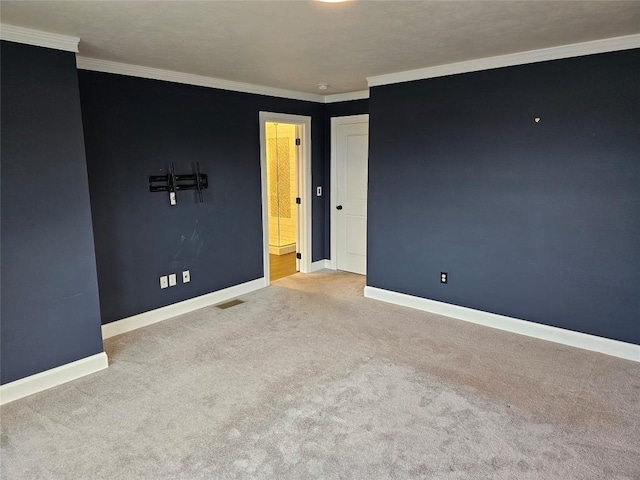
1;1;639;94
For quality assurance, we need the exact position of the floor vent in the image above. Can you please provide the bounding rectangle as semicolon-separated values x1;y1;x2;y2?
215;299;245;310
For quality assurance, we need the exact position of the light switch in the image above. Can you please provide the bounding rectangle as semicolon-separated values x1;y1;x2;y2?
169;273;177;287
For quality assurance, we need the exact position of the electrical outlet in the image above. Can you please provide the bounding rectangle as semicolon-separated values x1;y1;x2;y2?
182;270;190;283
317;186;322;196
160;276;168;289
169;273;177;287
440;272;448;284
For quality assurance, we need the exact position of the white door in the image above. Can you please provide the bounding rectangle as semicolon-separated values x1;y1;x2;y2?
333;116;369;275
295;124;302;273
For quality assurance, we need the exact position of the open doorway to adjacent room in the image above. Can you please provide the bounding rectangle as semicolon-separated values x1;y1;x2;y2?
259;112;312;284
266;122;298;280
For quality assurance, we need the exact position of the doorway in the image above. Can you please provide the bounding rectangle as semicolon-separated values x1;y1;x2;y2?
330;114;369;275
266;122;298;281
259;112;312;284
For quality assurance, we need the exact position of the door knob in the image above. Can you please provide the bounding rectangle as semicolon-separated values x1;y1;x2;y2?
336;205;343;210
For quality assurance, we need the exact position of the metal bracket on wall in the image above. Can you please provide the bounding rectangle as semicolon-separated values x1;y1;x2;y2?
149;162;208;205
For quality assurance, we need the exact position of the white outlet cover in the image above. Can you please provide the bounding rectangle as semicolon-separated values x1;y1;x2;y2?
317;186;322;196
160;276;168;289
182;270;190;283
169;273;177;286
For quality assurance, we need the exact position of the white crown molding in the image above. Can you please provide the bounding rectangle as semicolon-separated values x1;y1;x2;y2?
367;34;640;87
0;24;79;53
102;277;267;339
364;286;640;363
77;57;327;103
0;352;108;405
324;90;369;103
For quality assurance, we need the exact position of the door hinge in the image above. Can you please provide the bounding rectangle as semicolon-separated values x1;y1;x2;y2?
295;138;301;146
296;253;302;259
296;197;301;204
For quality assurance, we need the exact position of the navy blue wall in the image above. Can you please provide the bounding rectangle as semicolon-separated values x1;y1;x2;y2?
324;99;369;258
367;49;640;345
1;41;104;384
78;72;326;324
325;99;369;119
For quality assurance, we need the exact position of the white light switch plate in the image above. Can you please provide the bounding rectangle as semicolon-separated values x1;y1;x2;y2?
317;186;322;196
160;276;168;289
182;270;190;283
169;273;177;287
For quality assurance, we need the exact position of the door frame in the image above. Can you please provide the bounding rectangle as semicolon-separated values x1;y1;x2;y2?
259;112;312;284
330;114;369;271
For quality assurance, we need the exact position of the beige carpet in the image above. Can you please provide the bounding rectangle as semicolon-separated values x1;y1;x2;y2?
1;271;639;479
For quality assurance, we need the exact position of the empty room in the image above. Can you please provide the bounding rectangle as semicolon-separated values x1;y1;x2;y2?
1;1;639;478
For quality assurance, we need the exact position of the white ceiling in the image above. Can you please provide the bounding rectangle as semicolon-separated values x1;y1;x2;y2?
1;1;639;95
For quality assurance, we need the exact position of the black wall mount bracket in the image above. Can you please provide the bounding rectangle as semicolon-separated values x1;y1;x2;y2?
149;162;208;205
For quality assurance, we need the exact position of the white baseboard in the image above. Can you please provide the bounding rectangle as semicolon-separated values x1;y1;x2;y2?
311;260;332;272
0;352;109;405
364;286;640;363
102;277;267;339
